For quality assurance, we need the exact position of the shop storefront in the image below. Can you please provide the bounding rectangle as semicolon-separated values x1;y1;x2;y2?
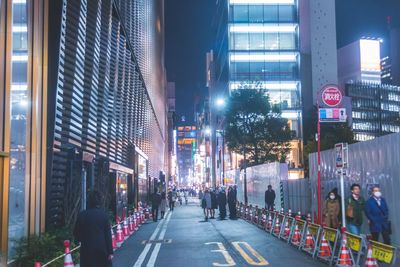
109;162;133;221
136;147;149;204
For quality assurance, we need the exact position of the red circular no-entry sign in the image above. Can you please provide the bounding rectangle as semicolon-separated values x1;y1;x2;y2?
321;85;342;107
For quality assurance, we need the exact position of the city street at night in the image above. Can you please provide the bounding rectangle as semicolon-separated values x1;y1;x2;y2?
112;199;324;267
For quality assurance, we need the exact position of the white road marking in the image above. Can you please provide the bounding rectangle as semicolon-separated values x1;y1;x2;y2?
146;211;172;267
133;211;169;267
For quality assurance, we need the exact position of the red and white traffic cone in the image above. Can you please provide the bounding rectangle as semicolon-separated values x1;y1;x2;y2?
304;229;314;249
284;221;290;237
123;218;130;238
274;217;281;234
364;244;378;267
129;214;135;234
111;227;118;250
291;224;301;245
287;209;292;217
63;240;74;267
280;208;284;214
134;214;139;230
306;213;312;223
295;211;301;220
319;232;331;257
34;262;41;267
337;234;353;266
116;222;124;246
266;214;272;230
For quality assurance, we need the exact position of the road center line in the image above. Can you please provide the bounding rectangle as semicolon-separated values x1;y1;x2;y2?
146;211;173;267
133;211;169;267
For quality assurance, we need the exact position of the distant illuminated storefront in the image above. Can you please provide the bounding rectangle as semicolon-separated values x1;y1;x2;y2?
176;126;197;185
136;148;149;203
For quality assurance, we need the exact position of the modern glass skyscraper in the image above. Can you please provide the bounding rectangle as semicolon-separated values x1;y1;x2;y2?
227;0;303;169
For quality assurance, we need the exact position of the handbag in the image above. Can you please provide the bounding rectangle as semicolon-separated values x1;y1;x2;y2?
346;198;354;218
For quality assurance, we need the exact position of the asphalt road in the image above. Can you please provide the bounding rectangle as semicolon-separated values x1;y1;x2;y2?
112;198;326;267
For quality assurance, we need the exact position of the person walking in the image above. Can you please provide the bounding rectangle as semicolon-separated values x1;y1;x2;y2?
264;185;276;211
74;190;113;267
202;189;212;221
160;191;167;219
365;186;391;245
218;187;227;220
167;189;175;211
324;189;340;228
228;186;237;219
151;190;161;222
210;188;218;219
346;183;365;235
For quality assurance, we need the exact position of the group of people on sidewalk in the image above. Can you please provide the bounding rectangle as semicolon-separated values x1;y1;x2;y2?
150;187;190;221
323;183;391;245
200;186;237;221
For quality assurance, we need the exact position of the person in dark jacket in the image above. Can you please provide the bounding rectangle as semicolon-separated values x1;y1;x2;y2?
151;190;162;222
365;186;391;244
217;187;227;220
74;190;113;267
228;186;237;219
264;185;276;211
210;188;218;219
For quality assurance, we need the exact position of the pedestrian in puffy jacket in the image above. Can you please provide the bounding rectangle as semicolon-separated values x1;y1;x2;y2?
365;186;391;245
323;189;340;228
74;190;113;267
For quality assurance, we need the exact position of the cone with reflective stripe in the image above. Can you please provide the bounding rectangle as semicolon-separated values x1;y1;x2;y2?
295;211;301;220
284;221;290;237
266;214;272;230
123;218;130;238
337;234;353;266
364;244;378;267
274;217;281;234
280;208;284;214
63;240;74;267
116;222;124;244
304;229;314;249
129;214;135;234
288;209;292;217
134;214;139;230
319;231;331;257
291;224;301;245
111;227;118;250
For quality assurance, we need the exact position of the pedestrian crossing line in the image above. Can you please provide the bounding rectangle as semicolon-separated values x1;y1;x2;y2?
133;211;170;267
146;211;173;267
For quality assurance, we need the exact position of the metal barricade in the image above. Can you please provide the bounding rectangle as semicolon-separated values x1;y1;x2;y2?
336;232;365;267
258;208;266;229
368;240;398;267
280;215;296;243
316;227;340;266
301;223;322;258
264;210;276;233
271;213;285;238
291;219;307;248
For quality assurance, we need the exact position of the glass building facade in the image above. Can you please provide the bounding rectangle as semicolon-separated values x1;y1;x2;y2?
228;0;302;134
346;82;400;141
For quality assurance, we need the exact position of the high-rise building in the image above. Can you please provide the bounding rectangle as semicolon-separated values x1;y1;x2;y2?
210;0;304;179
0;0;167;262
389;28;400;85
381;56;393;84
176;126;197;185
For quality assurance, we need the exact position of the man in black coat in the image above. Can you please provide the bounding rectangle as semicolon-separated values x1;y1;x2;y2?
74;190;113;267
228;186;237;219
151;190;162;222
217;188;227;220
265;185;276;211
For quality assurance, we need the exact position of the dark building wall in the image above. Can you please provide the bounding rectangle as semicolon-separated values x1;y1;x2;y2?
46;0;166;227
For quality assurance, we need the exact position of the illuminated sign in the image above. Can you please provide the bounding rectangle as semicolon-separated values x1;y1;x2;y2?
360;39;381;72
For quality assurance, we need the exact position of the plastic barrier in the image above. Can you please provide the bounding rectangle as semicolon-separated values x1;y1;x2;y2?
301;222;322;257
368;240;398;266
316;227;340;267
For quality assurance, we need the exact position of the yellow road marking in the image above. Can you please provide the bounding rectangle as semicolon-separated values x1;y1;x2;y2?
205;242;236;266
231;242;269;266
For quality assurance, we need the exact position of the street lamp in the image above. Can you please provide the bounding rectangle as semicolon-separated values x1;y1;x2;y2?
216;97;226;108
204;127;211;136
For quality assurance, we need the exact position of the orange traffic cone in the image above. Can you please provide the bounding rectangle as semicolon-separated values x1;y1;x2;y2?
134;213;139;230
304;230;314;249
291;224;301;245
288;209;292;217
266;214;272;230
283;221;290;237
364;244;378;267
337;235;353;266
63;240;74;267
280;208;284;214
123;218;130;238
306;213;312;223
319;232;331;257
274;217;281;234
129;215;135;234
295;211;301;220
116;222;124;245
111;227;118;250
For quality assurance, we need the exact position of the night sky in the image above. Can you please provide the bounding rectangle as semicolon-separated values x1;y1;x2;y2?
165;0;400;123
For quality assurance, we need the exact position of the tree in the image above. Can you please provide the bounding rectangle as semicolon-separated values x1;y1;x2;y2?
224;89;293;166
303;106;357;177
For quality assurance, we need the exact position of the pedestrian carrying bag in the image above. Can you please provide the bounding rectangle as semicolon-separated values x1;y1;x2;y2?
346;198;354;218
